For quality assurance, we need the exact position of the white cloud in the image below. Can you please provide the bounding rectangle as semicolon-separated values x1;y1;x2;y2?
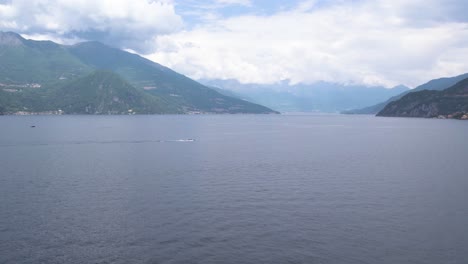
0;0;183;52
20;33;84;45
214;0;251;6
146;0;468;87
175;0;252;25
2;0;467;87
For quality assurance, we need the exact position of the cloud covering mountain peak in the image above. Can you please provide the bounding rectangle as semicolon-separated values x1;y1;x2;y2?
1;0;468;87
0;0;183;52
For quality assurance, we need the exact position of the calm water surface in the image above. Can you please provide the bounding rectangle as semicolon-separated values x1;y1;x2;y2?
1;115;467;264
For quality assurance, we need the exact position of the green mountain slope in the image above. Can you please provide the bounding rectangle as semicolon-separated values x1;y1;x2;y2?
0;71;181;114
67;42;277;114
0;32;92;84
0;32;277;114
50;71;181;114
377;78;468;119
344;73;468;114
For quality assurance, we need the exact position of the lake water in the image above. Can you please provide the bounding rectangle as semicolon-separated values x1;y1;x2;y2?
1;114;467;264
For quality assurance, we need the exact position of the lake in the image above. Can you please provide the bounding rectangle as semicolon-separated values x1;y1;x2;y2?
1;114;467;264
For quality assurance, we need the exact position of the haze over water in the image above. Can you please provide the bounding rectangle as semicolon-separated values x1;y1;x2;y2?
1;115;467;264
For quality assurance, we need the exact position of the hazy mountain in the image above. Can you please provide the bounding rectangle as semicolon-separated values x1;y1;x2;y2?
0;32;277;115
201;79;409;113
377;78;468;119
345;73;468;114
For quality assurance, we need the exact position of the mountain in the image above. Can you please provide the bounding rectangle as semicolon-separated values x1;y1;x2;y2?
209;86;247;100
345;73;468;114
201;79;409;113
0;32;92;84
0;32;277;115
0;70;177;114
66;41;277;114
377;78;468;119
50;71;180;114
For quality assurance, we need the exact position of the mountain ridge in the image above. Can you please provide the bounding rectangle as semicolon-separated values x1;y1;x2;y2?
202;79;409;113
377;78;468;119
0;32;278;115
51;70;180;114
344;73;468;114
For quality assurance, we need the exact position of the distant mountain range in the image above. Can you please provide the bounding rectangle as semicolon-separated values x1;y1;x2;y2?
201;79;409;113
2;31;465;118
344;73;468;115
0;32;277;115
377;78;468;119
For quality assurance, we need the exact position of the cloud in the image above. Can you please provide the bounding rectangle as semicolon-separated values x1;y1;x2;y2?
2;0;467;87
214;0;251;6
147;0;468;87
0;0;183;52
175;0;253;26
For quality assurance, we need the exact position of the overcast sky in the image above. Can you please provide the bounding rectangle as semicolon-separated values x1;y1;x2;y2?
1;0;468;87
